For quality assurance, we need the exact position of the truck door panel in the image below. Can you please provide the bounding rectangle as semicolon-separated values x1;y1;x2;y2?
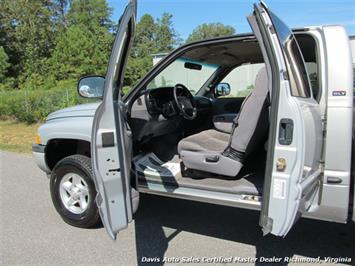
212;97;244;115
91;0;137;240
249;3;323;237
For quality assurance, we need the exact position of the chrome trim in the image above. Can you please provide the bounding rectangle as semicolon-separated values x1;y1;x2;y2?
32;144;45;153
32;150;50;173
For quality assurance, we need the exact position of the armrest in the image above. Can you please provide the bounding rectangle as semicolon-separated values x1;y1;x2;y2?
213;113;237;133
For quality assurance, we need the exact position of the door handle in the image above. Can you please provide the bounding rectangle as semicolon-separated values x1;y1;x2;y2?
109;168;120;173
278;118;293;145
327;176;342;184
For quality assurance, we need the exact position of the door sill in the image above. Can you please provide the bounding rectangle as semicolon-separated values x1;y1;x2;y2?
137;181;261;211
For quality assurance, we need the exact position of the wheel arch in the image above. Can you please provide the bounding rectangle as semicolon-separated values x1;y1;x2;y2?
45;138;91;170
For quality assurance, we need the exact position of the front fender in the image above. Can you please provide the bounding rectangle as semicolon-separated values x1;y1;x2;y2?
38;117;94;145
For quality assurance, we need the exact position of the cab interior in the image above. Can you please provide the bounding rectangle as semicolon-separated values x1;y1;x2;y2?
127;32;318;202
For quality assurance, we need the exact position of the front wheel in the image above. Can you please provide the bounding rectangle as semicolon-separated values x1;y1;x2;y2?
50;155;100;228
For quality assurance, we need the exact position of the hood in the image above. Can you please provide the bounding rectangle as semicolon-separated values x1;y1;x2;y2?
46;102;101;121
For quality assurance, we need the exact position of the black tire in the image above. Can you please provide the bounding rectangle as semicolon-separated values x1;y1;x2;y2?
50;155;100;228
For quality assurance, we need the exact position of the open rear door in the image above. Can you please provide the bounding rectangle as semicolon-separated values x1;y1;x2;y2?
249;2;323;236
91;0;136;240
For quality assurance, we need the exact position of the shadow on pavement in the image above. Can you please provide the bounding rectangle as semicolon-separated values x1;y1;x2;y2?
134;194;355;266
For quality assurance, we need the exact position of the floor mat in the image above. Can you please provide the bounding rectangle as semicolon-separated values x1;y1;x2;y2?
133;153;181;178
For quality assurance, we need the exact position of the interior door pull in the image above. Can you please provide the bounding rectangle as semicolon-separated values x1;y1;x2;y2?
327;176;342;184
278;118;293;145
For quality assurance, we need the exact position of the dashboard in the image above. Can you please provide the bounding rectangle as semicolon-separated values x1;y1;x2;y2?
145;87;212;118
129;86;212;142
146;87;178;118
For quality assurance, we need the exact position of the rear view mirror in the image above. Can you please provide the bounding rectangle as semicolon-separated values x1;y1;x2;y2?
184;62;202;71
215;83;231;97
77;76;105;98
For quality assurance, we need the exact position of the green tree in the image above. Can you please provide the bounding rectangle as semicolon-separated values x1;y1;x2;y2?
52;0;70;31
124;13;181;89
49;25;112;80
124;56;152;89
47;0;114;81
66;0;113;32
186;23;235;43
0;46;9;82
0;0;181;92
155;13;181;52
132;14;157;58
0;0;57;83
132;13;180;56
124;14;156;89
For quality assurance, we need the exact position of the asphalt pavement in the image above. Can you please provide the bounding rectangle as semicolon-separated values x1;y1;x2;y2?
0;151;354;265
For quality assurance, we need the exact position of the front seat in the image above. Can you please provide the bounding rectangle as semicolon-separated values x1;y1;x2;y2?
178;67;269;177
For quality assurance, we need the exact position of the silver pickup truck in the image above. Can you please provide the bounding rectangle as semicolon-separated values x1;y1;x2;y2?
33;0;354;240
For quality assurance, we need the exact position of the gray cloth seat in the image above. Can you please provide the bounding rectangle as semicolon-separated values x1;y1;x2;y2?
177;129;230;153
178;67;269;177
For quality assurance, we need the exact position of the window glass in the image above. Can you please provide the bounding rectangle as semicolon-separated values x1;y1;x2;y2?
218;63;265;98
296;34;319;100
147;58;218;95
286;39;312;97
306;62;318;99
269;10;312;98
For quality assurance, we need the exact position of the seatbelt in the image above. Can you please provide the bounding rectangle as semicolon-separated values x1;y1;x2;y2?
222;91;253;161
232;91;252;126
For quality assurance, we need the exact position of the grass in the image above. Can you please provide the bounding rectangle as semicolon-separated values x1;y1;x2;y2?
0;120;41;153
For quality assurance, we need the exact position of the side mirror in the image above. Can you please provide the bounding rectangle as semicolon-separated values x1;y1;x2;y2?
77;75;105;98
215;82;231;97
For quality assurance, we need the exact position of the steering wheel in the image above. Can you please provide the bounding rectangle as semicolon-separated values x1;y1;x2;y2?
173;84;197;120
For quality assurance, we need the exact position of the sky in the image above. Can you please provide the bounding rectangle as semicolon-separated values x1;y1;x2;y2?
108;0;355;40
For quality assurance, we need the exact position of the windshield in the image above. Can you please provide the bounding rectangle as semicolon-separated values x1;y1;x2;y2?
147;58;219;95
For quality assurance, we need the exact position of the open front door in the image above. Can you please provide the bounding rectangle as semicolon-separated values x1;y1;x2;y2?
91;0;136;240
249;2;323;236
